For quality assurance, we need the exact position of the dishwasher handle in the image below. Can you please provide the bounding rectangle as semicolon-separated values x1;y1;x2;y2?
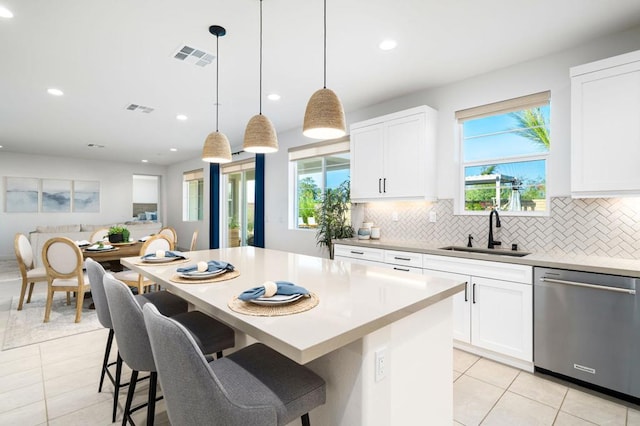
540;277;636;295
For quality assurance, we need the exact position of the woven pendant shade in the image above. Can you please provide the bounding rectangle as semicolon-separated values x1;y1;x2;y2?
303;88;346;140
243;114;278;153
202;131;232;163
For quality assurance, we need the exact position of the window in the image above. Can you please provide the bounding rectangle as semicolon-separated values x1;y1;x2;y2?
289;138;350;229
222;160;255;247
182;169;203;221
456;91;550;215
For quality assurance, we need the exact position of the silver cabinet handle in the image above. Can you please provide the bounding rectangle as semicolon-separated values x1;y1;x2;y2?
540;277;636;295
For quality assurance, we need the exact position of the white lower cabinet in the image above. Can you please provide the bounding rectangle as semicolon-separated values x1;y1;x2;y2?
334;244;422;274
423;254;533;366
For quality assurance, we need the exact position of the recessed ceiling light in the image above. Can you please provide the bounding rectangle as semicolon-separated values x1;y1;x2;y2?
379;40;397;51
170;148;177;152
0;6;13;18
0;145;3;148
47;88;64;96
176;114;188;121
267;93;281;101
141;159;148;163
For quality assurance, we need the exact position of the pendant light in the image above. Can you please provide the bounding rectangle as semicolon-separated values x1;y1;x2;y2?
243;0;279;153
202;25;232;163
303;0;346;139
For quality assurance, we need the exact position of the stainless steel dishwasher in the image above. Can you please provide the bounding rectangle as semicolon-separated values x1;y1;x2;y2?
534;267;640;400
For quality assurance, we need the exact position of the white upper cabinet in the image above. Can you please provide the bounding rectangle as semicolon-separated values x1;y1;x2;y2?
350;105;437;202
571;49;640;197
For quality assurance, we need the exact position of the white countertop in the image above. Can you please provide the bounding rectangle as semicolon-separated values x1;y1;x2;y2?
121;246;465;364
335;238;640;277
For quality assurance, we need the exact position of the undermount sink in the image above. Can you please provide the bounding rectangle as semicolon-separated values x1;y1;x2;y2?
438;246;531;257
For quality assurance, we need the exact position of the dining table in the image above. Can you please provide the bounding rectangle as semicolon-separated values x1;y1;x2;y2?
82;241;143;272
121;246;465;426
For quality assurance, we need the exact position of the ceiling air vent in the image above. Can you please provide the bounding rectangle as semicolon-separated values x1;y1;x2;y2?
173;45;215;67
126;104;154;113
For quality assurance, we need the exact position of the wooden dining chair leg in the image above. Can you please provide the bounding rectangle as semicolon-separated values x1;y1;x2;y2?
44;289;54;323
17;280;28;310
74;291;84;323
27;282;35;303
66;292;71;305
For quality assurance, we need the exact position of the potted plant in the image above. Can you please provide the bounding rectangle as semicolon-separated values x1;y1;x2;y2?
108;225;129;243
315;180;354;259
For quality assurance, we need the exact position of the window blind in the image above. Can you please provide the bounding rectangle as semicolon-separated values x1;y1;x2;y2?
183;169;203;181
221;159;255;174
455;91;550;122
288;136;350;161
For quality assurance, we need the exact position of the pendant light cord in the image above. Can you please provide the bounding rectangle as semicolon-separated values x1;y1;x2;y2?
216;33;220;132
323;0;327;89
259;0;263;115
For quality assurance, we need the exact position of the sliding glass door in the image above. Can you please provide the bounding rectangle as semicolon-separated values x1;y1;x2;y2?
223;162;255;247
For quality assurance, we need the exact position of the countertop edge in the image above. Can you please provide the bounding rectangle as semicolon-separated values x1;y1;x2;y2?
335;239;640;277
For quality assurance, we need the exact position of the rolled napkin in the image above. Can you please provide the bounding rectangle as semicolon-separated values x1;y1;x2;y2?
176;260;234;273
141;250;186;260
238;281;309;301
75;240;91;247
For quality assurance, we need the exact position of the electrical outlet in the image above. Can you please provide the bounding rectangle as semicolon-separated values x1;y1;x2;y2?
429;211;437;222
375;347;387;382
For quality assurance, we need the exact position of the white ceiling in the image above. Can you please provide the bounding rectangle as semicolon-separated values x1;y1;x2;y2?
1;0;640;166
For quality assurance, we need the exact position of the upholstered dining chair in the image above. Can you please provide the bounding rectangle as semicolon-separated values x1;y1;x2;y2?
103;274;235;426
143;303;326;426
89;227;110;243
41;237;90;323
113;234;172;295
158;226;177;247
85;258;190;423
14;233;48;311
189;230;198;251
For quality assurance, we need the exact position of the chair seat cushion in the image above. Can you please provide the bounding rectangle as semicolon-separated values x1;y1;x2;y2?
212;343;326;425
26;267;47;280
135;291;188;317
171;311;235;356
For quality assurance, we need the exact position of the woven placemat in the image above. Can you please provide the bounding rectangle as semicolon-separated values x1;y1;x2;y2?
133;258;191;266
228;293;319;317
169;269;240;284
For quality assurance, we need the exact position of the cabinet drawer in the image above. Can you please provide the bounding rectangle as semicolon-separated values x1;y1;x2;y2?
384;250;423;268
334;244;384;263
423;254;532;284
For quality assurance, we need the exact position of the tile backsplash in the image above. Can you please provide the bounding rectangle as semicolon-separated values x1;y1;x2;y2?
359;197;640;259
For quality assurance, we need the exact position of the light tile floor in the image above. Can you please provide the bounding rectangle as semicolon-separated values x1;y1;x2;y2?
1;262;639;425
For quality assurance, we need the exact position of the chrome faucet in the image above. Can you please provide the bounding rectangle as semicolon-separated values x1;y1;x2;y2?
488;209;501;249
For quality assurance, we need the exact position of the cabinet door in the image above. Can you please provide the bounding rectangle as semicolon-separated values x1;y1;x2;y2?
471;277;532;362
350;124;385;200
424;268;471;343
571;59;640;196
383;113;426;198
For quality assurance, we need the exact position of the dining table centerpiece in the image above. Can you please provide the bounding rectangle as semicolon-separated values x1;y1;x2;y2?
107;225;129;243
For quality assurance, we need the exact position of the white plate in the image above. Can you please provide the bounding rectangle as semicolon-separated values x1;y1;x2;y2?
248;293;304;306
142;256;182;263
178;269;226;279
86;245;114;251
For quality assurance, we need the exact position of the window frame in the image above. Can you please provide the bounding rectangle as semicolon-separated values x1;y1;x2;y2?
288;137;350;231
182;169;204;222
456;91;551;217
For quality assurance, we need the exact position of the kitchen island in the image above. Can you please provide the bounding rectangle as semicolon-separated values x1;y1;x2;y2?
121;246;465;425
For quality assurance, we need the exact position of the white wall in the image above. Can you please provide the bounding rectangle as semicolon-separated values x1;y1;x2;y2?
0;152;166;259
132;175;159;203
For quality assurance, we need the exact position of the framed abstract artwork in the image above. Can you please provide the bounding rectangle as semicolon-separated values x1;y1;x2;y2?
5;177;39;212
73;180;100;212
41;179;71;212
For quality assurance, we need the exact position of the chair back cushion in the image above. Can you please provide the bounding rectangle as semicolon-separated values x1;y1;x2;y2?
85;258;112;329
141;234;172;254
142;304;277;426
103;274;155;372
159;227;177;244
42;237;83;279
14;233;34;274
89;228;110;243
